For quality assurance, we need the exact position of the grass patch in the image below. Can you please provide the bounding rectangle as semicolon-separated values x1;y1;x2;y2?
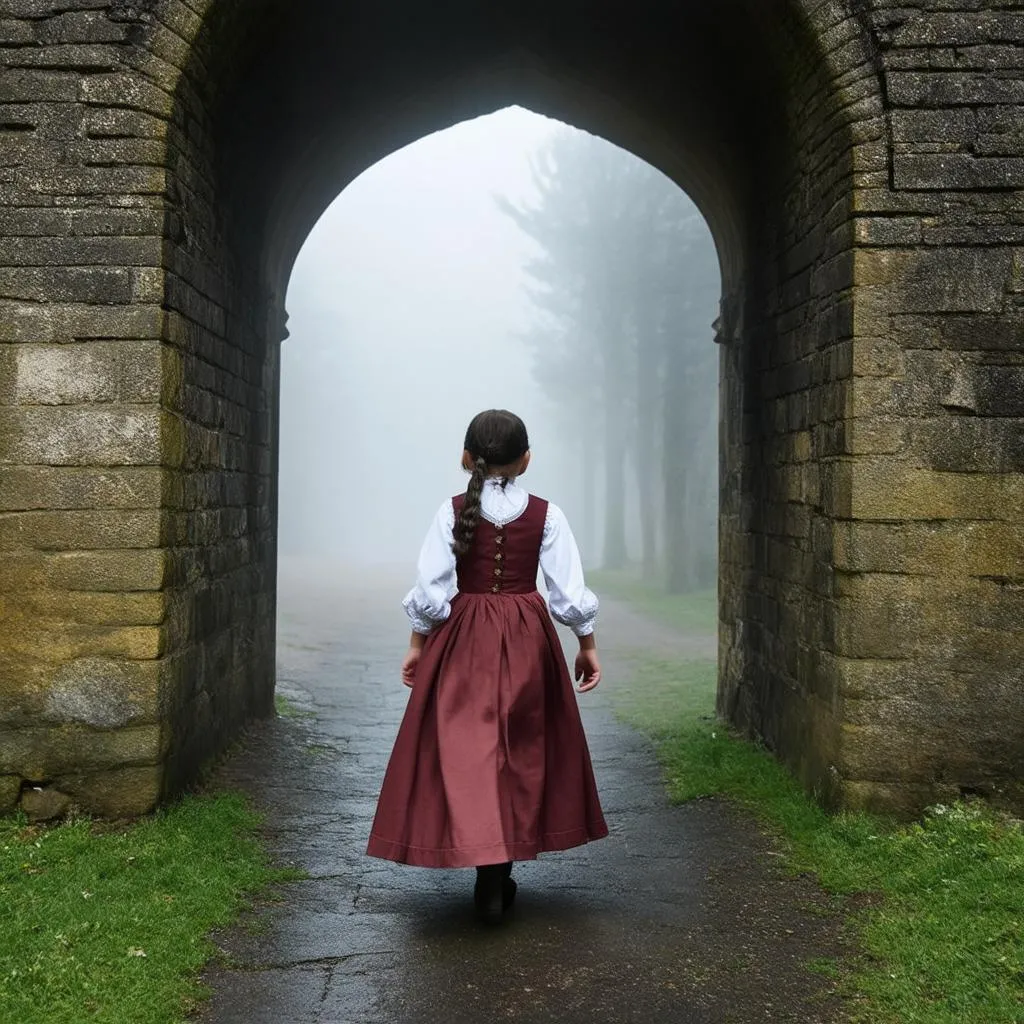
613;657;1024;1024
304;744;336;759
0;792;300;1024
274;694;314;719
587;567;716;635
807;957;842;980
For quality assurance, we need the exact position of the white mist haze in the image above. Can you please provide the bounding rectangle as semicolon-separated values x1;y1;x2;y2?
279;107;576;569
279;104;721;590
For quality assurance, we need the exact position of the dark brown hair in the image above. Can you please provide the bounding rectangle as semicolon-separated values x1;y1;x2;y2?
451;410;530;558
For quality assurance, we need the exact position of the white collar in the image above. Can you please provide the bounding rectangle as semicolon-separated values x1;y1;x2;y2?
479;477;528;526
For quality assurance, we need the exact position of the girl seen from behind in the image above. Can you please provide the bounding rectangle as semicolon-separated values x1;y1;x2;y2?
366;409;608;923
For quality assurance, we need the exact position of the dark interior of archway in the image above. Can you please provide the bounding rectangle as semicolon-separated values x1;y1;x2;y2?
192;0;830;291
160;0;862;801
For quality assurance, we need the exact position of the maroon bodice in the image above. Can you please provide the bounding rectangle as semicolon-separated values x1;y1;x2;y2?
452;493;549;594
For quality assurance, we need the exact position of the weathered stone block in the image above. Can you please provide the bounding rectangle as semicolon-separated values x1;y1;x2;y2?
837;662;1023;791
847;416;907;456
893;13;1024;48
0;18;34;43
0;266;134;305
0;723;163;778
0;235;163;269
0;466;163;513
0;509;162;550
889;71;1024;107
911;417;1024;473
0;69;79;103
44;657;161;728
55;765;162;818
0;341;163;406
37;10;129;45
83;106;169;140
21;589;166;627
899;249;1010;312
0;554;48;602
20;165;167;198
851;462;1024;522
79;74;175;119
926;314;1021;352
0;406;161;466
68;208;166;237
833;520;1024;578
0;302;163;344
6;42;123;73
895;153;1024;191
46;548;167;592
0;651;94;726
836;779;963;817
11;611;165;658
853;216;923;246
20;785;72;822
853;248;915;287
891;108;976;144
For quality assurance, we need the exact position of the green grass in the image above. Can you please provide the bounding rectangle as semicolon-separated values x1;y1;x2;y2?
587;567;717;635
304;744;336;759
0;793;300;1024
807;957;842;980
613;656;1024;1024
274;694;315;719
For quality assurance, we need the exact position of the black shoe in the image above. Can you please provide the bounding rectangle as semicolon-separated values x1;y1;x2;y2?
500;861;517;911
474;865;505;925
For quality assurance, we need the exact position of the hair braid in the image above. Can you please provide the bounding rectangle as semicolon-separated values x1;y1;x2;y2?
452;456;487;558
451;409;530;559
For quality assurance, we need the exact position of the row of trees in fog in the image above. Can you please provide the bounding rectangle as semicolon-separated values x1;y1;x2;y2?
498;129;720;593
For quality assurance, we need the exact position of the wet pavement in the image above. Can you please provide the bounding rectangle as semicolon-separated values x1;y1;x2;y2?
198;559;852;1024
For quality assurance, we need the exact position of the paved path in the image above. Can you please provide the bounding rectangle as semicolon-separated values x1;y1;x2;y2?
199;559;851;1024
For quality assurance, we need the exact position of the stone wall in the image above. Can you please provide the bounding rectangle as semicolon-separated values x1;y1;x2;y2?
717;1;886;808
0;0;278;815
0;3;170;816
0;0;1020;819
720;3;1024;815
832;3;1024;811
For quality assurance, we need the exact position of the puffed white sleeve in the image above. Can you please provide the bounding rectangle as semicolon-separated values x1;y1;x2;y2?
402;500;457;635
539;502;599;637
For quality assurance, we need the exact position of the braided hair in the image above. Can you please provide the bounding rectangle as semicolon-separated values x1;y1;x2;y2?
451;410;530;558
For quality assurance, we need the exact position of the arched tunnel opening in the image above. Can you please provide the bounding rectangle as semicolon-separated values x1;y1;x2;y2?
157;0;871;806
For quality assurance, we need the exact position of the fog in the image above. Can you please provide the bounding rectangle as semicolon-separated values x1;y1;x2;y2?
279;105;720;590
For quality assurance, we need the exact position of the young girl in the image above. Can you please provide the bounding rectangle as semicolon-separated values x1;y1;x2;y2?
366;409;608;923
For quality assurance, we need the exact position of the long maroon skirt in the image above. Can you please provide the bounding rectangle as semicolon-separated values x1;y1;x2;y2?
366;590;608;868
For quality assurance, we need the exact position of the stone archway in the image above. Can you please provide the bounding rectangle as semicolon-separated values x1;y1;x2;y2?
1;1;1021;819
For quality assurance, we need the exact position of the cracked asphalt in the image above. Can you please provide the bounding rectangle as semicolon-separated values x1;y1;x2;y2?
197;559;854;1024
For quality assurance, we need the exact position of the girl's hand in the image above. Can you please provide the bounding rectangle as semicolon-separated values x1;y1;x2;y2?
402;631;428;687
401;647;421;687
574;648;601;693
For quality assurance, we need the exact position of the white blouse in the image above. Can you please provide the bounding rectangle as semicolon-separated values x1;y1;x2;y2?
403;478;599;637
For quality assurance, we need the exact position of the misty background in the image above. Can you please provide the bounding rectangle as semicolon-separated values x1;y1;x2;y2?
279;106;720;593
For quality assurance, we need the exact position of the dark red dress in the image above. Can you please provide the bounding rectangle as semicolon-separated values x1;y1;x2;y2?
366;494;608;868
